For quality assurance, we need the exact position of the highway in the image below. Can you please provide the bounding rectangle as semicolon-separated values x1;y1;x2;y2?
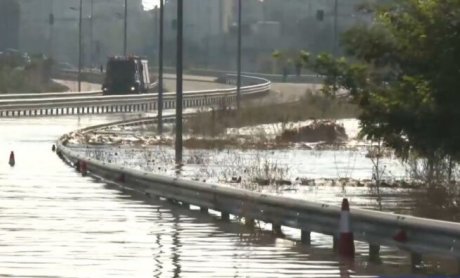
55;74;232;93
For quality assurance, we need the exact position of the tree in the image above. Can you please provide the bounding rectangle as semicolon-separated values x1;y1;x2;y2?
308;0;460;183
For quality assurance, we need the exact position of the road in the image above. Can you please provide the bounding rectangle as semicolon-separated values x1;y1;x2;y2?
0;80;450;277
56;75;231;93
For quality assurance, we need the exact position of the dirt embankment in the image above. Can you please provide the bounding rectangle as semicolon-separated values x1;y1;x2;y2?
276;120;347;144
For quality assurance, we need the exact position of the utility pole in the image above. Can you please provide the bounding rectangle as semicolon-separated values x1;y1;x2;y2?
236;0;242;110
89;0;94;67
333;0;338;56
48;0;54;59
158;0;164;134
175;0;184;165
123;0;128;55
78;0;83;92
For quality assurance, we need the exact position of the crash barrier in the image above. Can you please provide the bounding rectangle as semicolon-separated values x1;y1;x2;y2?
53;70;104;84
162;67;324;84
57;116;460;269
0;75;270;117
0;90;101;100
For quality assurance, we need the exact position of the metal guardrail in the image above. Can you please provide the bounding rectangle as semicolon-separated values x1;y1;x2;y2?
0;90;101;100
0;75;270;117
56;119;460;265
162;67;325;84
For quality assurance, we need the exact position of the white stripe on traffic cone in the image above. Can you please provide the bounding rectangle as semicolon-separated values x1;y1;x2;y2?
338;198;355;258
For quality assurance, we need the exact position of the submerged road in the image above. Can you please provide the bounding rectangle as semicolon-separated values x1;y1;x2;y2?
0;80;453;277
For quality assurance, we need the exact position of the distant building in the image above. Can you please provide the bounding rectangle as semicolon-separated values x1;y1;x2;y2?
0;0;20;51
163;0;233;44
17;0;147;65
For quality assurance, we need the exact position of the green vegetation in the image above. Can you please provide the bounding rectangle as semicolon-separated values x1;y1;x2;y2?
0;54;67;93
305;0;460;185
186;92;358;137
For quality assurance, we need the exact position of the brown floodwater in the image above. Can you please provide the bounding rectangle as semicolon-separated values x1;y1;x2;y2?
1;116;459;277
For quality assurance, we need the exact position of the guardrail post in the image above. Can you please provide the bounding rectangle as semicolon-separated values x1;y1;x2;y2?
411;253;422;270
272;224;283;235
167;198;178;205
245;218;255;228
333;235;338;251
369;244;380;262
301;230;311;245
221;212;230;221
200;207;208;213
182;202;190;209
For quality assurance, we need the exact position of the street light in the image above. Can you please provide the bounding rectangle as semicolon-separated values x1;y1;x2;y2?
123;0;127;55
48;0;54;59
236;0;242;110
89;0;94;67
69;2;83;92
78;0;82;92
175;0;184;165
158;0;164;134
333;0;338;57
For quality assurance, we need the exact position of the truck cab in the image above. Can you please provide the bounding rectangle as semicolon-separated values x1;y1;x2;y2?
102;56;150;95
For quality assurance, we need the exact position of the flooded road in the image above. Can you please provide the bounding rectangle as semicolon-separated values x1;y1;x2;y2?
0;116;458;277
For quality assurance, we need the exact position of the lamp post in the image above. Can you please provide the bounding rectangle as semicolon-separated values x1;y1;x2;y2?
333;0;338;56
78;0;83;92
48;0;54;59
175;0;184;165
236;0;242;110
123;0;128;55
158;0;164;134
89;0;94;67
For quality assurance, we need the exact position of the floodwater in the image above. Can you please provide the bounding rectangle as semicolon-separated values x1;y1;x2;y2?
0;115;459;277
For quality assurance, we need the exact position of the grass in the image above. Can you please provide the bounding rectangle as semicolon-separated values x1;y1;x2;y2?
0;56;68;93
185;91;359;136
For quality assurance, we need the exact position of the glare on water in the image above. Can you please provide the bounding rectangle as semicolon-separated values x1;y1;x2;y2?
0;116;458;277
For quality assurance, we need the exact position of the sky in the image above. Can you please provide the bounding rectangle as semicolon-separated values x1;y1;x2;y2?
142;0;159;10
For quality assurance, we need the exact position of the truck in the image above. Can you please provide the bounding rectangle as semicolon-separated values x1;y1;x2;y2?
102;56;151;95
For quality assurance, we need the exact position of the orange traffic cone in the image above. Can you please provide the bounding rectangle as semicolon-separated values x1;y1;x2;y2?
9;151;15;167
338;198;355;258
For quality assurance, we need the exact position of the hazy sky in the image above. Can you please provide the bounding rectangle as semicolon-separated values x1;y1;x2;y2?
142;0;159;10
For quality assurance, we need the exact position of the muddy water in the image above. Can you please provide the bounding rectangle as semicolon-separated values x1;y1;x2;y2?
81;146;460;220
1;117;458;277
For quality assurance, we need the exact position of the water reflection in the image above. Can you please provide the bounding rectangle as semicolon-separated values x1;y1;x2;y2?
0;116;459;277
